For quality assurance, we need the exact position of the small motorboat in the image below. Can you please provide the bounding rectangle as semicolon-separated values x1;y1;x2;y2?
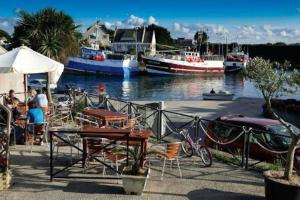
203;90;234;101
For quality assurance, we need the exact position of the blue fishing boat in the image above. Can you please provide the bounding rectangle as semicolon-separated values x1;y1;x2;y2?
66;47;139;77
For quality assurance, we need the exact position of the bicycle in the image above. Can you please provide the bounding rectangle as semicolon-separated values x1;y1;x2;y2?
179;129;212;167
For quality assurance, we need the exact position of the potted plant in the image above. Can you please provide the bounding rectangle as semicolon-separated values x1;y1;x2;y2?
122;145;150;195
0;104;12;191
245;57;300;200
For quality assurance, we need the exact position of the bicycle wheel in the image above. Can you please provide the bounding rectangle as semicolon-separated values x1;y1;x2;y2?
181;139;193;157
198;146;212;167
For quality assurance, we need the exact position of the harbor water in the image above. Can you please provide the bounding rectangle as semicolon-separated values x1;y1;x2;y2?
57;72;300;101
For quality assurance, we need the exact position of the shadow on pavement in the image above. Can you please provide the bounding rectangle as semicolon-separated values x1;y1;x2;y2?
64;181;124;194
187;188;264;200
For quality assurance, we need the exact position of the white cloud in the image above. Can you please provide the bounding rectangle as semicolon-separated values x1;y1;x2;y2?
1;21;9;27
108;15;156;28
126;15;144;26
182;26;190;33
115;21;124;27
263;25;273;36
0;17;17;34
83;15;300;44
15;8;21;14
148;16;158;25
173;23;181;32
104;22;112;29
280;30;287;37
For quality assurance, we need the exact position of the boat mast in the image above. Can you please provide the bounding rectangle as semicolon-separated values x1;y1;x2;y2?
225;35;228;57
197;30;203;56
135;27;138;58
206;28;209;54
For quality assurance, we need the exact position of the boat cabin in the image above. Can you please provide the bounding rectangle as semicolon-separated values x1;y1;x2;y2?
180;51;203;62
81;47;111;60
180;51;200;58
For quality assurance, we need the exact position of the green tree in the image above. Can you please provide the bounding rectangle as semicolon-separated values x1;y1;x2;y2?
244;57;300;181
273;42;287;46
12;8;81;102
0;29;11;41
13;8;80;62
194;31;208;46
146;24;174;46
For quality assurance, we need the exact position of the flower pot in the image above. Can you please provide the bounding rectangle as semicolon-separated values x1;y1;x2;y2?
0;171;11;191
264;171;300;200
122;167;149;195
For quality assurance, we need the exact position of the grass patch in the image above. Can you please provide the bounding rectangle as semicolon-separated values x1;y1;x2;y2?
212;149;284;172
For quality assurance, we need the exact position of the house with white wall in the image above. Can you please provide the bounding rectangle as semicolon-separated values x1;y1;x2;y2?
82;21;110;49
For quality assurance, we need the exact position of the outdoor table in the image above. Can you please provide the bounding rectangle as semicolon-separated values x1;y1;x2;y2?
48;126;151;181
79;127;151;167
82;108;128;128
49;126;130;181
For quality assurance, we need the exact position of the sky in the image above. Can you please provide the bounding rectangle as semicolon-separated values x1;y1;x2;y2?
1;0;300;44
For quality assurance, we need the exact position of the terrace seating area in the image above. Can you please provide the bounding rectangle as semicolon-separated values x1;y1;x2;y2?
0;89;269;199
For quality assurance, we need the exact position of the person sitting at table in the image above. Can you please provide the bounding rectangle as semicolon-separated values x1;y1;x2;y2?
10;99;21;121
4;89;20;107
35;89;48;114
27;89;37;102
27;101;45;145
0;99;23;145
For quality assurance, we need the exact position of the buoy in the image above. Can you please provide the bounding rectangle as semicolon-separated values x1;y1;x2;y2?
98;84;105;92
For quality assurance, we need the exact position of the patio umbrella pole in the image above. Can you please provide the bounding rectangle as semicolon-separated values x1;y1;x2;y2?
24;74;28;109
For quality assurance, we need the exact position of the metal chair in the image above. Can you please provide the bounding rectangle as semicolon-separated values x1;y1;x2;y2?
150;142;182;179
53;130;82;163
26;121;48;153
74;113;100;128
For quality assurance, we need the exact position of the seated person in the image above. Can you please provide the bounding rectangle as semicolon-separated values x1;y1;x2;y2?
27;89;37;102
27;101;45;145
210;88;216;94
10;99;21;121
27;101;45;125
2;99;21;122
5;89;20;107
0;100;23;145
35;89;48;113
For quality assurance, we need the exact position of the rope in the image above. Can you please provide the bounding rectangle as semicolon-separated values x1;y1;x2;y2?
199;120;247;145
164;120;195;135
251;135;288;154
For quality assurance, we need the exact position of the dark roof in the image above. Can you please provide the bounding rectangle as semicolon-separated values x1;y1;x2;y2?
143;30;153;43
176;38;193;46
113;28;153;43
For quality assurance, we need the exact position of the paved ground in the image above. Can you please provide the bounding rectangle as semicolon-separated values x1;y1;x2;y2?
136;97;265;119
1;145;265;200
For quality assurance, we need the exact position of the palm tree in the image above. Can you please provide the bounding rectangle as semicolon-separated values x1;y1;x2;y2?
12;8;81;102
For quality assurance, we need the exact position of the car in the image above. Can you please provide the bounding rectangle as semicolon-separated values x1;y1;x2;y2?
28;79;57;90
204;114;300;170
52;94;73;108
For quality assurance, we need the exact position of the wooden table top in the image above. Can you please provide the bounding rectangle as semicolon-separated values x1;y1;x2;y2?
82;109;127;119
80;127;151;140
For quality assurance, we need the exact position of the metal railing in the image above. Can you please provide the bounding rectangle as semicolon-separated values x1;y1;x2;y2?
52;88;296;171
